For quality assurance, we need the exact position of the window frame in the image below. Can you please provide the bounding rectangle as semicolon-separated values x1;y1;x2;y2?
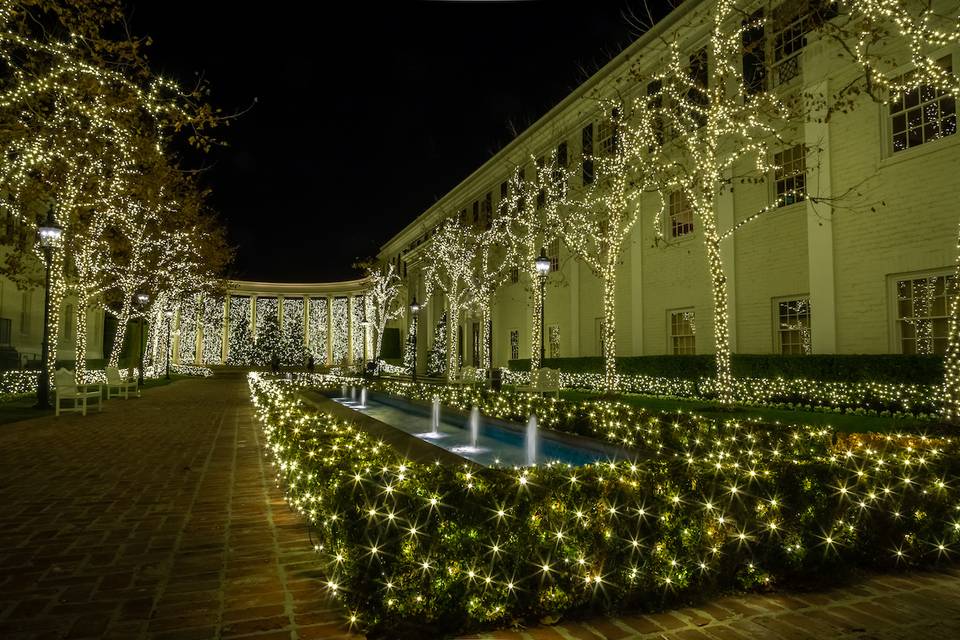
668;308;696;355
772;143;807;208
668;190;695;239
888;268;957;355
885;52;957;157
772;295;812;355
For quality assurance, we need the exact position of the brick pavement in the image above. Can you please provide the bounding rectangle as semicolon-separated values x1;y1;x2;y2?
1;375;958;640
0;374;359;640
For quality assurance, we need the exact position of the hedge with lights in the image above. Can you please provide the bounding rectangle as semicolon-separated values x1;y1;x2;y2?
252;374;960;636
499;366;939;419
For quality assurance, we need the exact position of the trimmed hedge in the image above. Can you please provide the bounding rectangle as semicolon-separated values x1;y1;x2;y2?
508;354;944;385
254;376;960;638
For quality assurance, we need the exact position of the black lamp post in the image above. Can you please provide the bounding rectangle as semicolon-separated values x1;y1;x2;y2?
164;309;173;380
535;247;551;365
35;207;62;410
136;293;149;388
409;296;420;383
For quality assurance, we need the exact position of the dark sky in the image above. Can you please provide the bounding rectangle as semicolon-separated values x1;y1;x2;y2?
126;2;672;283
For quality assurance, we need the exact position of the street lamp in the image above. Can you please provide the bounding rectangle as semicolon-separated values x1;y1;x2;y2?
409;296;420;383
535;247;551;365
35;206;62;410
164;309;173;380
136;293;150;388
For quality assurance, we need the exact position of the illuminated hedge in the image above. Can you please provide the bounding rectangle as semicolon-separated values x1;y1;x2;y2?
251;374;960;636
500;369;939;418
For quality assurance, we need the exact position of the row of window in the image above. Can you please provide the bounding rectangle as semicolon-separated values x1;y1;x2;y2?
493;272;954;361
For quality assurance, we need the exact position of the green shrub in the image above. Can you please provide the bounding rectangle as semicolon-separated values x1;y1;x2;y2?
253;376;960;637
509;354;944;385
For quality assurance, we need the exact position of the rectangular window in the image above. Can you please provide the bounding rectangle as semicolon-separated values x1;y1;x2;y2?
553;141;568;191
742;9;766;95
896;273;956;354
482;192;492;229
510;266;519;283
510;329;519;361
547;238;560;272
774;144;807;206
598;108;619;156
0;317;11;345
670;309;696;355
890;55;956;153
548;324;560;358
776;297;811;354
771;3;809;86
472;201;479;226
582;123;594;185
669;191;694;238
515;167;526;212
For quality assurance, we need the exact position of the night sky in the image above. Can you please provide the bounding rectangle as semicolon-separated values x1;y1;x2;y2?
126;2;673;283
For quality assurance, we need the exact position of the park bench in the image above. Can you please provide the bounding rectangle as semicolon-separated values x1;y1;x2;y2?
54;368;103;416
105;365;139;399
517;367;561;398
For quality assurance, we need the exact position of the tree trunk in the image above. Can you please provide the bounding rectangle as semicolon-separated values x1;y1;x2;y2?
481;303;491;372
46;252;65;384
942;219;960;423
447;301;459;381
74;288;89;384
601;273;618;393
704;233;734;405
374;317;385;363
530;267;543;371
109;293;133;367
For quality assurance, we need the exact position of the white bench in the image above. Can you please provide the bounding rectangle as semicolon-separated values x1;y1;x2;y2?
517;367;561;398
55;368;103;416
105;365;139;399
450;366;481;387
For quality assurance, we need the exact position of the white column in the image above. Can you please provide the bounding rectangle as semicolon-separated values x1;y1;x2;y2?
250;295;258;344
194;295;202;365
804;79;837;353
221;295;230;364
172;308;181;364
302;295;310;346
569;258;580;355
629;215;644;356
326;296;333;365
347;295;354;364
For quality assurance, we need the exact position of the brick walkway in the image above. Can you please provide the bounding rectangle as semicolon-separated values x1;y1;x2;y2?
0;374;359;640
1;375;958;640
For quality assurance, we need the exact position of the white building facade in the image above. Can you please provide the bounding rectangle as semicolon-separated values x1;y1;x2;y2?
380;0;959;373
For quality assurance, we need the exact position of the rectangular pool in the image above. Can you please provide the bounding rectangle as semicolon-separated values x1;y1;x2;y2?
331;391;627;468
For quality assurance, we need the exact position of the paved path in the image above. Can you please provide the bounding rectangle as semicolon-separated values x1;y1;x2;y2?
0;374;358;640
1;375;958;640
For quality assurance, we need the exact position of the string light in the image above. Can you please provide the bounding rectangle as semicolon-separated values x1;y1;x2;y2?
252;373;960;637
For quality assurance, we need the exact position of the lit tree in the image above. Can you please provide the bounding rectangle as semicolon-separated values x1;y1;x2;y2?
808;1;960;420
422;216;480;380
0;0;223;384
552;100;656;393
361;261;405;362
499;153;564;372
641;1;796;405
469;216;519;372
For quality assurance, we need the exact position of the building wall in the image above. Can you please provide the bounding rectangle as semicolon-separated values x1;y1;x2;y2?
380;0;959;369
